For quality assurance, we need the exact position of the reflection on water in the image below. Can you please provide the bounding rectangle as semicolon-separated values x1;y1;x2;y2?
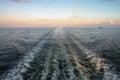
0;27;120;80
65;27;120;79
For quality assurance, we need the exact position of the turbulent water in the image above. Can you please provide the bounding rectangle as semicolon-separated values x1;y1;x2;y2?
0;27;120;80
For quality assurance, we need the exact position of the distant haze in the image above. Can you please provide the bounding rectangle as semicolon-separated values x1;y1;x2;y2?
0;0;120;27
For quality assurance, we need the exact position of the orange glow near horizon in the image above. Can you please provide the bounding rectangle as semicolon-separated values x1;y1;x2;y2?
0;0;120;27
0;15;120;27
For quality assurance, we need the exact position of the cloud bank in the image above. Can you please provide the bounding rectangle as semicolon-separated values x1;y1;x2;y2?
8;0;117;3
101;0;116;1
9;0;28;2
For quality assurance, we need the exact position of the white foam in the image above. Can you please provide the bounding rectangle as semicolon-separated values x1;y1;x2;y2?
3;32;52;80
68;32;120;80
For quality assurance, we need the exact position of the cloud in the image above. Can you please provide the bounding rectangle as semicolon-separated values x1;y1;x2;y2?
9;0;28;2
101;0;116;1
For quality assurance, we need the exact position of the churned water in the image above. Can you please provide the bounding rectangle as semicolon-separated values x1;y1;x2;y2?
0;27;120;80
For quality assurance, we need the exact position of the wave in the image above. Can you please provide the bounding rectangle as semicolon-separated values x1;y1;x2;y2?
1;30;53;80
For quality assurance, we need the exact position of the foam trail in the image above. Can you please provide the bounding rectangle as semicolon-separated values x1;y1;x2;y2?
2;28;119;80
2;30;53;80
103;64;120;80
66;30;120;80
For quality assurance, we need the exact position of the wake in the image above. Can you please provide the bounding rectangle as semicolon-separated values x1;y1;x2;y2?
1;28;119;80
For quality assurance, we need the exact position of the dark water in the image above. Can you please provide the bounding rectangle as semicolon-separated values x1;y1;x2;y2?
0;27;120;80
65;27;120;79
0;28;53;76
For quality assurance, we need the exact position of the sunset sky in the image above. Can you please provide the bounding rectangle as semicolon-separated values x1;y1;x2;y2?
0;0;120;27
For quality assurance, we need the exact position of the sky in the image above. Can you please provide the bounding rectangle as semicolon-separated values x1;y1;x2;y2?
0;0;120;27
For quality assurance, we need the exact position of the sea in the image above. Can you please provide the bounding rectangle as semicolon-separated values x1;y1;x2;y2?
0;27;120;80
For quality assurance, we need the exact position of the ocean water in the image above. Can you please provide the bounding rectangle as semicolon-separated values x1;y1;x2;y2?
0;27;120;80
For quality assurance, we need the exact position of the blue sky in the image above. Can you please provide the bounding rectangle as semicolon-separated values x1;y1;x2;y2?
0;0;120;27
